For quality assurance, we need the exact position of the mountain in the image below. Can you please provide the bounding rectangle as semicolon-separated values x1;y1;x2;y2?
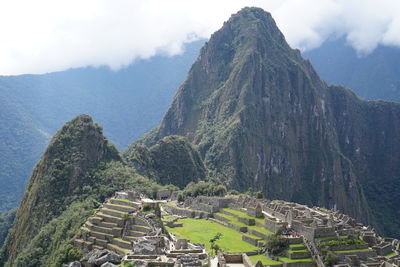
126;7;400;237
0;115;163;266
304;37;400;102
126;135;206;188
0;40;203;213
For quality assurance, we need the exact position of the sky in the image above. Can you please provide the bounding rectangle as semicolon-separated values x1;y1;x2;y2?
1;0;400;75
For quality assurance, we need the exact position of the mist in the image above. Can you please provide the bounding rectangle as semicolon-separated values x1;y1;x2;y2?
1;0;399;75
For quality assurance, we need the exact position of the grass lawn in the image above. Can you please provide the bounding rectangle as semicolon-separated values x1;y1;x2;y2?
214;212;248;227
315;235;349;242
278;256;313;263
289;249;309;253
248;224;274;235
385;251;397;258
335;248;372;253
289;244;306;249
249;254;282;266
165;218;258;253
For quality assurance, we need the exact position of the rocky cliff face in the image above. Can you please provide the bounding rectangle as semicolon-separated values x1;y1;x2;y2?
2;115;120;266
130;7;400;237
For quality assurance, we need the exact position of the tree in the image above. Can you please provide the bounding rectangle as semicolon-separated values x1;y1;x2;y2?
265;233;289;256
209;233;222;255
323;251;339;267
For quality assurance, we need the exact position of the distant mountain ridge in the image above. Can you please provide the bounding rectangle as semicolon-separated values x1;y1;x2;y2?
304;37;400;102
0;40;203;213
127;7;400;237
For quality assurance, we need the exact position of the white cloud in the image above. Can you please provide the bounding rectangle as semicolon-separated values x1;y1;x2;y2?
1;0;400;75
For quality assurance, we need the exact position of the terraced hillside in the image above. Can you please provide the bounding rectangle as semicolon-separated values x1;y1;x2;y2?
162;200;315;267
75;197;154;255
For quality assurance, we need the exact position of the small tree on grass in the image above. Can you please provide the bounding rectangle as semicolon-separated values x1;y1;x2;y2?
265;233;289;256
323;251;339;267
210;233;222;255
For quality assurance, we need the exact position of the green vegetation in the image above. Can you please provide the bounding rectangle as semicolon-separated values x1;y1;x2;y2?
315;235;348;242
323;251;339;267
334;248;372;253
278;256;313;263
289;244;306;248
384;251;397;258
0;40;202;214
318;238;366;249
0;116;170;267
248;225;273;235
265;233;289;256
0;209;16;247
209;233;222;255
126;136;206;189
289;249;308;253
248;254;282;265
165;218;258;252
177;181;227;201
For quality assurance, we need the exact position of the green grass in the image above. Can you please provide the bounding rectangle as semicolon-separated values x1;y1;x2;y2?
214;212;248;227
290;244;306;248
165;218;258;253
315;235;348;242
278;256;313;263
334;248;372;253
248;224;274;235
249;254;282;265
289;249;309;253
385;251;397;258
243;233;263;240
223;208;254;219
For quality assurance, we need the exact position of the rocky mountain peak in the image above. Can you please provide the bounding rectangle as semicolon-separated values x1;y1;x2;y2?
130;8;400;237
3;114;120;265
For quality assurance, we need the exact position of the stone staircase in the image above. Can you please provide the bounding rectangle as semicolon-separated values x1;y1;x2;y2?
74;197;153;255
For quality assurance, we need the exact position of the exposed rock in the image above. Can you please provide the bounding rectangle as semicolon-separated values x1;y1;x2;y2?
95;251;121;266
100;262;118;267
68;261;82;267
126;7;400;237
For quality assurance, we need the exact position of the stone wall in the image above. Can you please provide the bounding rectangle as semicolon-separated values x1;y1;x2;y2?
198;196;235;208
243;254;253;267
242;234;261;247
282;261;316;267
287;251;311;259
163;205;209;218
373;243;393;256
238;217;255;226
314;227;335;238
248;229;269;240
336;250;377;261
329;244;369;251
265;217;285;233
191;201;219;213
223;253;243;263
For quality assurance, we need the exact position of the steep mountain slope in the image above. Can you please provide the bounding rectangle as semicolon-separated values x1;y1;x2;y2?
304;37;400;102
0;41;203;213
0;90;48;213
127;135;206;188
0;115;163;266
127;7;400;237
1;114;119;266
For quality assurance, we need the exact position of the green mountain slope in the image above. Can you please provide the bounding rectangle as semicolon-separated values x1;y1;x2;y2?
0;115;161;266
127;135;206;188
0;41;203;213
127;7;400;237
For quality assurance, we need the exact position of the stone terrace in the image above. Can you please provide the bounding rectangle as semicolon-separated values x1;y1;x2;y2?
74;193;155;255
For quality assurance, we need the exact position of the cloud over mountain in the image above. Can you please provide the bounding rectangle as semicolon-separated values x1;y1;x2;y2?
1;0;399;74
